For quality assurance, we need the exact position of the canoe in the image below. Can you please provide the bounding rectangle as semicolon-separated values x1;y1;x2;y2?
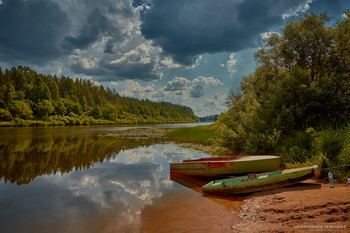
202;165;320;195
170;155;282;177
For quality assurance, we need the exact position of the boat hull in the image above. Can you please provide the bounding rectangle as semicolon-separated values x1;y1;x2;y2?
202;165;320;195
170;155;282;177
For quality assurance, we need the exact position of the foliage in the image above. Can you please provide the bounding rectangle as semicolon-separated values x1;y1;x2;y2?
9;100;33;119
0;108;13;121
217;11;350;179
0;66;199;126
36;100;54;119
282;126;350;180
218;12;350;153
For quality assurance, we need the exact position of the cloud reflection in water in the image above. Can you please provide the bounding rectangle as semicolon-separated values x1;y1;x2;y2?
0;143;209;233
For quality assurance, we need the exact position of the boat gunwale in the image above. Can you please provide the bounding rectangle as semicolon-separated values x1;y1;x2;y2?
172;155;282;164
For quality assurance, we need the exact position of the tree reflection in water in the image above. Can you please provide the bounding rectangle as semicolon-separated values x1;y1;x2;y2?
0;127;165;185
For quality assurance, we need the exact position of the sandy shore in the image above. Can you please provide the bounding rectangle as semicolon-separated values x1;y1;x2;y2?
230;180;350;233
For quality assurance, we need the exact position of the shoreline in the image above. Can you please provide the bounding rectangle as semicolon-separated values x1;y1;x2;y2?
230;181;350;233
0;120;200;127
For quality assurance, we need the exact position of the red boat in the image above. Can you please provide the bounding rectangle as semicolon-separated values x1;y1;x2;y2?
170;155;282;177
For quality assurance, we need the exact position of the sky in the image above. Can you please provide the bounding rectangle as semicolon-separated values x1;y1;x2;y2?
0;0;349;117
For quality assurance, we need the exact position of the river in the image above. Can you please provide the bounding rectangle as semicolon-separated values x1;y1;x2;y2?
0;123;241;233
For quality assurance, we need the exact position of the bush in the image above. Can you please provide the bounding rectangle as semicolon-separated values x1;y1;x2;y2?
13;118;28;127
312;128;345;163
36;100;54;119
9;100;33;119
0;108;13;121
279;129;314;163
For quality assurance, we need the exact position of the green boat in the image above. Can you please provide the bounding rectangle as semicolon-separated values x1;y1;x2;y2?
202;165;320;195
170;155;282;177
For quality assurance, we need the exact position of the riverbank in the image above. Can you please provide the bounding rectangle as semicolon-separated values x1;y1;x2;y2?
164;127;350;232
230;181;350;233
0;118;198;127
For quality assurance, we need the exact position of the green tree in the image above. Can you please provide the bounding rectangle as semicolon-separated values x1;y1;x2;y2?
36;100;54;119
52;99;67;116
9;100;33;119
0;108;13;121
218;11;350;154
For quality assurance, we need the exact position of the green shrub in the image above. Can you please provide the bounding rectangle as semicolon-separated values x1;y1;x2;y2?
279;129;313;163
0;108;13;121
312;128;345;163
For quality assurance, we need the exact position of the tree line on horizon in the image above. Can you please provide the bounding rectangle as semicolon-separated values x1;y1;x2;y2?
199;114;219;122
0;66;199;126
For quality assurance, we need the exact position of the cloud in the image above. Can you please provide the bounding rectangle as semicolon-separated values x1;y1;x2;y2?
0;0;70;64
140;0;313;65
201;93;228;116
281;0;312;18
0;0;168;82
60;0;168;82
62;7;126;52
226;53;238;78
190;76;223;98
159;57;182;69
121;80;154;98
131;75;224;101
163;76;190;91
132;0;151;8
111;43;152;65
151;88;166;98
261;31;281;40
71;43;164;81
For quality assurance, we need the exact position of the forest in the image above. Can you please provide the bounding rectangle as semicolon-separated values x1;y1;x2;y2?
199;114;219;122
217;12;350;178
0;66;199;126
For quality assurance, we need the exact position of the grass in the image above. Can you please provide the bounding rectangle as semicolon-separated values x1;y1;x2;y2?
167;124;217;145
280;126;350;180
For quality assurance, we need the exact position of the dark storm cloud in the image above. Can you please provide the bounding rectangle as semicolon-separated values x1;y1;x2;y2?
62;6;127;52
63;8;114;51
0;0;70;64
104;40;115;54
71;58;163;82
308;0;349;16
140;0;312;65
101;61;163;81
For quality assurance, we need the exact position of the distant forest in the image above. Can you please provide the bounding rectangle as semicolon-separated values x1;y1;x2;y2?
0;66;199;126
199;114;219;122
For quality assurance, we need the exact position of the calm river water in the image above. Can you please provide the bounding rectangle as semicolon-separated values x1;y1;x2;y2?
0;124;241;233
